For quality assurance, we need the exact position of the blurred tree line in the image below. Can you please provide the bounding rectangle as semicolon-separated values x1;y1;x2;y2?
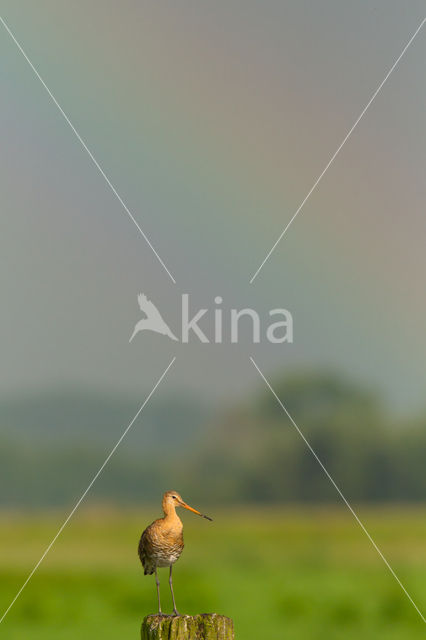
1;371;425;507
184;372;426;504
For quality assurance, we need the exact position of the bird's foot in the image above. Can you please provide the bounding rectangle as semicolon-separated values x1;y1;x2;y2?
172;608;181;616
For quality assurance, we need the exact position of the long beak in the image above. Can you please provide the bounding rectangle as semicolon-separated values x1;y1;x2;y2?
180;501;213;521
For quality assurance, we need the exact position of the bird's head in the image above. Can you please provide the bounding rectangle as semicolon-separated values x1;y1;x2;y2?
162;490;212;521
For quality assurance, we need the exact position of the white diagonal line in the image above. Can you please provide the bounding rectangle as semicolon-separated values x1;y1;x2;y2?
0;356;176;625
250;18;425;284
250;356;426;624
0;15;176;284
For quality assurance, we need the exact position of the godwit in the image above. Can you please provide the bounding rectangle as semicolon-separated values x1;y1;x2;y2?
138;491;212;615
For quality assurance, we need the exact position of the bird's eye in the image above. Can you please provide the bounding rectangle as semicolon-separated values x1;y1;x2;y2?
172;495;177;500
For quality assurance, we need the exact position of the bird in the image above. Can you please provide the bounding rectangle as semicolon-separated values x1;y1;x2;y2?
129;294;178;342
138;490;212;615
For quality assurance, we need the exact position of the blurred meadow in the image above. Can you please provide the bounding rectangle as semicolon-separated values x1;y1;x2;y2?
1;371;426;638
1;506;426;639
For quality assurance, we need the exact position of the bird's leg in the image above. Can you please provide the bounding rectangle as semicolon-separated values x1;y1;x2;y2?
169;565;180;615
155;569;162;615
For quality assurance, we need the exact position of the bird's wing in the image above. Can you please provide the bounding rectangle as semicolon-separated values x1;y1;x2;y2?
138;527;149;568
138;522;156;575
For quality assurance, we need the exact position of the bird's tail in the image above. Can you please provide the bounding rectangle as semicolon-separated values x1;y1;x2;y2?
129;327;138;343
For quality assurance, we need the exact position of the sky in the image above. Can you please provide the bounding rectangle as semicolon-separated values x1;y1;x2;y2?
0;0;425;413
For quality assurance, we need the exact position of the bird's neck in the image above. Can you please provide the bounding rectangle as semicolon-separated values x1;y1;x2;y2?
163;505;182;526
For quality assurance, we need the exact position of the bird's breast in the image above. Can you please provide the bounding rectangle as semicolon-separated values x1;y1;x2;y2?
151;528;184;567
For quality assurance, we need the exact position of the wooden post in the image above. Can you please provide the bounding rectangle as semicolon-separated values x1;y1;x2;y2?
141;613;234;640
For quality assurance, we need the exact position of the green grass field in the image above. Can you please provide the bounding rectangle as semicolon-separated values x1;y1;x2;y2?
0;506;425;638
